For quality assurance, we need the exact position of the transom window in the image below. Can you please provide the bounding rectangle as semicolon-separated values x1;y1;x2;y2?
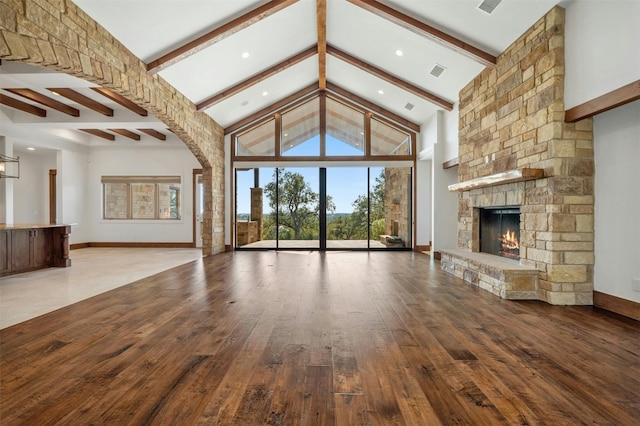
232;92;415;161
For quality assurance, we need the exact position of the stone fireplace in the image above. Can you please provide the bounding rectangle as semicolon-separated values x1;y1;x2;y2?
441;6;595;305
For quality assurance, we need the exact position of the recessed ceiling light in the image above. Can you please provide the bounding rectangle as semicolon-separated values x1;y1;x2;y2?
50;90;60;96
262;91;268;96
241;52;250;59
284;133;288;137
27;147;36;151
395;50;403;57
378;90;384;95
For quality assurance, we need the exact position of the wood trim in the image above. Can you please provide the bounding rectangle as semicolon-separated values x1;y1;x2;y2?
225;244;232;252
49;169;57;225
225;85;319;134
443;157;459;169
5;88;80;117
347;0;496;67
565;79;640;123
448;168;545;192
147;0;299;73
192;169;203;246
327;45;453;110
196;46;318;110
414;245;431;252
109;129;141;141
47;88;114;116
0;93;47;117
433;251;441;260
138;128;167;141
79;129;115;141
317;0;327;91
593;291;640;322
70;243;90;250
91;87;148;116
233;154;414;162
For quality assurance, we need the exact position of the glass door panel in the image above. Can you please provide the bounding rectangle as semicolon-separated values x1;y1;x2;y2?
326;167;369;249
371;166;412;249
235;168;276;249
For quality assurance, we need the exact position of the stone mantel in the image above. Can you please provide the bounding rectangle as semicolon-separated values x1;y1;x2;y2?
448;168;545;192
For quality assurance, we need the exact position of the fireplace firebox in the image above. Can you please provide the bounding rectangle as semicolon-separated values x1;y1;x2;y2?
479;207;521;260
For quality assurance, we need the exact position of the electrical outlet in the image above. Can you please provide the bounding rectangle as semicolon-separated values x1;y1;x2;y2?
632;278;640;292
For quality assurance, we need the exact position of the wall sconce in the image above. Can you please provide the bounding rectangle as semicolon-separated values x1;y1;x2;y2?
0;154;20;178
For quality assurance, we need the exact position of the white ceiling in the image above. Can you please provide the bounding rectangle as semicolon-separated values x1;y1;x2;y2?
1;0;565;150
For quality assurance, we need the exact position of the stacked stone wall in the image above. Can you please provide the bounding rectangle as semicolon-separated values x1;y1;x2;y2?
0;0;225;254
456;6;594;305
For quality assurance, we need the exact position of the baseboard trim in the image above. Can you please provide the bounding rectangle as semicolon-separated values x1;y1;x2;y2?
225;245;232;252
414;245;431;252
433;251;441;260
593;291;640;321
72;242;196;249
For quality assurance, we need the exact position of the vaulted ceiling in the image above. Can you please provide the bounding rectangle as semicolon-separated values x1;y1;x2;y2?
0;0;564;151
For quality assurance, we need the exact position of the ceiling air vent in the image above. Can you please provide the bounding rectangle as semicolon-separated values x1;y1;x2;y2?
430;64;446;77
478;0;502;14
405;102;415;111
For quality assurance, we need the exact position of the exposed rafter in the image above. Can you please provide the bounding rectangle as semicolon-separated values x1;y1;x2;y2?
5;88;80;117
0;93;47;117
91;88;148;116
146;0;299;73
327;45;453;111
347;0;496;67
565;79;640;123
109;128;141;141
79;129;115;141
138;128;167;141
196;46;318;111
317;0;327;91
48;88;114;116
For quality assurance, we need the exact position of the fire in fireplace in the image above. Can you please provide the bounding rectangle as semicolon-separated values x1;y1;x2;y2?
479;207;521;260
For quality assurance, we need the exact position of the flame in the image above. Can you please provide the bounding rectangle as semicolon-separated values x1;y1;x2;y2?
500;228;519;251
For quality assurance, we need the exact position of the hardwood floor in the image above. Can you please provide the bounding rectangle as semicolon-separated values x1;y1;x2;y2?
1;251;638;425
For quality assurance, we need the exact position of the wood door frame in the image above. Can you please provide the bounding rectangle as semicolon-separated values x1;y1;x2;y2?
192;169;202;246
49;169;56;224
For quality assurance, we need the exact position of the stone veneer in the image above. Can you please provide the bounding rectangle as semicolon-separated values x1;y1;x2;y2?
452;6;594;305
0;0;225;254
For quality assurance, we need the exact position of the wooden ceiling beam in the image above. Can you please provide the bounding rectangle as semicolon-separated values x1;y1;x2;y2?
197;46;318;111
48;88;114;116
327;45;453;111
79;129;115;141
317;0;327;91
0;93;47;117
327;82;421;132
147;0;299;73
91;87;148;116
347;0;496;67
138;128;167;141
565;79;640;123
225;84;319;134
109;128;141;141
5;88;80;117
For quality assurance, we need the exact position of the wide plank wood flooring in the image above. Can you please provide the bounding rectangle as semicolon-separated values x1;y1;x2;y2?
1;251;639;425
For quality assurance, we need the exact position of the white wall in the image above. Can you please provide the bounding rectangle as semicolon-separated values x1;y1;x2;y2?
564;1;640;109
13;148;56;224
593;100;640;303
415;158;432;246
58;147;90;244
442;103;460;163
87;145;200;243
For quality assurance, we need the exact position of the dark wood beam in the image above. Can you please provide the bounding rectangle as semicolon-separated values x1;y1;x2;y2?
443;157;459;169
327;82;420;132
138;128;167;141
565;79;640;123
225;84;319;134
5;88;79;117
317;0;327;91
0;93;47;117
109;129;141;141
147;0;299;73
91;87;148;116
197;46;318;111
48;88;114;116
327;45;453;110
79;129;115;141
347;0;496;67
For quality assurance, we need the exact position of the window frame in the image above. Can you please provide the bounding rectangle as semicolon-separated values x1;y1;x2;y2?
102;176;182;221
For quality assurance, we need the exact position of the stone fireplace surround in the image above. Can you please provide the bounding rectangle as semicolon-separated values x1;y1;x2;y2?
440;6;595;306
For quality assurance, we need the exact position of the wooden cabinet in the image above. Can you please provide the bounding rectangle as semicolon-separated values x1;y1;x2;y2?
0;225;69;277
